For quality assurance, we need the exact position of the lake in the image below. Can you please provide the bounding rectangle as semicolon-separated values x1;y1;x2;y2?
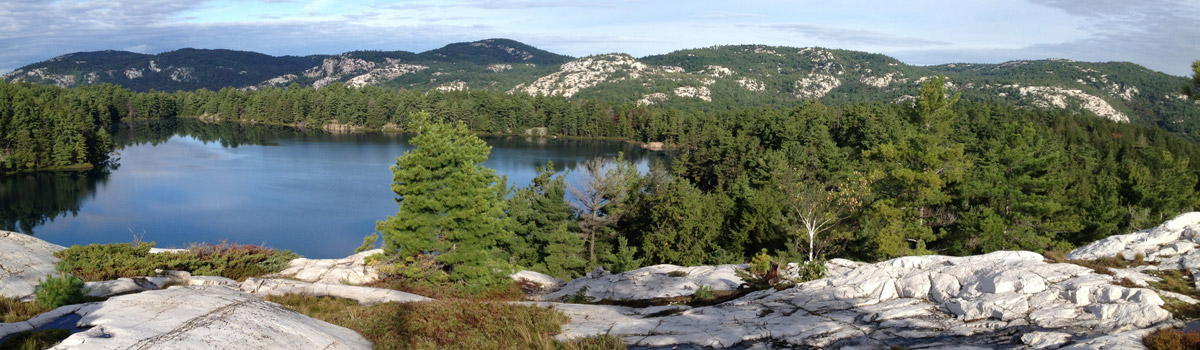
1;119;669;258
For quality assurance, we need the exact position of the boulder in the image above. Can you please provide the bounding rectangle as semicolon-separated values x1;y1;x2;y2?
239;278;429;305
0;231;65;300
544;264;746;302
274;249;381;285
84;278;151;298
50;286;371;349
511;270;565;295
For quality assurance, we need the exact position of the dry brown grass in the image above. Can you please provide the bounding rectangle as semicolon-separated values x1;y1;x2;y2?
1144;328;1200;350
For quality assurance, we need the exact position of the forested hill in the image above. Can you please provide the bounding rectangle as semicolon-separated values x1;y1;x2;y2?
5;39;1199;138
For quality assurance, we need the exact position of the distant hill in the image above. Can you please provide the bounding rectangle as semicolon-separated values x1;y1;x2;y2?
6;39;1199;138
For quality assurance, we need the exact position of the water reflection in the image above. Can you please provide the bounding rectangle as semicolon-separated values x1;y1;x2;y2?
0;165;113;234
3;119;669;258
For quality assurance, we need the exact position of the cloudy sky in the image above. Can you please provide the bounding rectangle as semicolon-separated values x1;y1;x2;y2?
2;0;1198;76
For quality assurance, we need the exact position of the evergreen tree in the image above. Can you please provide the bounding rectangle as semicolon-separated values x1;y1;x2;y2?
506;162;587;280
863;77;969;257
639;176;730;266
957;122;1080;253
376;115;512;291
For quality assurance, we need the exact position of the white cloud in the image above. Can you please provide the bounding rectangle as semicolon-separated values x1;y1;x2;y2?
752;23;951;48
123;44;151;53
0;0;1196;76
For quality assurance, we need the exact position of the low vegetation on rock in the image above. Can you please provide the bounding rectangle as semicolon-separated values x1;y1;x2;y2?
32;273;88;309
0;297;47;323
267;294;625;350
55;241;298;281
1144;328;1200;350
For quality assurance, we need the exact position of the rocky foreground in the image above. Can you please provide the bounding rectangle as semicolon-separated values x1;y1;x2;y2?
3;214;1199;349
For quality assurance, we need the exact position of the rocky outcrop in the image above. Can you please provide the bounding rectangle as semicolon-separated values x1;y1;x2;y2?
0;231;65;300
1069;212;1200;291
1010;85;1131;123
672;86;711;101
512;54;649;97
539;251;1174;349
49;286;372;349
273;248;381;285
794;73;841;99
544;264;746;302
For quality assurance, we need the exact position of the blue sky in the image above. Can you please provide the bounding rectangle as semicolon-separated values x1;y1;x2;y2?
2;0;1198;76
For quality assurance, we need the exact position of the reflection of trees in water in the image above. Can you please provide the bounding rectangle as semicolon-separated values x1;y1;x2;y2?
8;118;672;235
111;119;298;149
0;164;113;234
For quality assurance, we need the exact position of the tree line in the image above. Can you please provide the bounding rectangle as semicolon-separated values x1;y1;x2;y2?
3;77;1200;286
372;79;1200;290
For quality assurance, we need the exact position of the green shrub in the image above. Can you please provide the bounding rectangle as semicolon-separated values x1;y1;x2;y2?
667;270;688;277
354;233;379;254
796;258;827;283
749;249;771;276
567;286;592;304
34;273;88;309
370;253;523;300
54;241;298;281
0;328;70;350
54;242;157;281
1144;328;1200;350
693;285;714;301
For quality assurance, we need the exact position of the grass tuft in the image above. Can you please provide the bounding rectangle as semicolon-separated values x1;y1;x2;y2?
0;297;50;323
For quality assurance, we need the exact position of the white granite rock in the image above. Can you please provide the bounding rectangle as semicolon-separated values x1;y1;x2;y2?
240;278;429;305
544;264;747;302
50;286;371;349
1070;211;1200;292
1068;212;1200;261
274;249;381;285
539;250;1173;349
0;231;65;300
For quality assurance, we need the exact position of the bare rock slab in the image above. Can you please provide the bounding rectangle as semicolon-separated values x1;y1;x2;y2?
50;285;371;350
1070;211;1200;291
541;251;1173;349
0;231;65;300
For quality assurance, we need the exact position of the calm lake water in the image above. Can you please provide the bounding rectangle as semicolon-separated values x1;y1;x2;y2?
1;119;668;258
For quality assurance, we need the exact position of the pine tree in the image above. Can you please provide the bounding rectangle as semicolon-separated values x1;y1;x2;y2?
376;115;512;290
864;77;969;257
506;162;586;280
